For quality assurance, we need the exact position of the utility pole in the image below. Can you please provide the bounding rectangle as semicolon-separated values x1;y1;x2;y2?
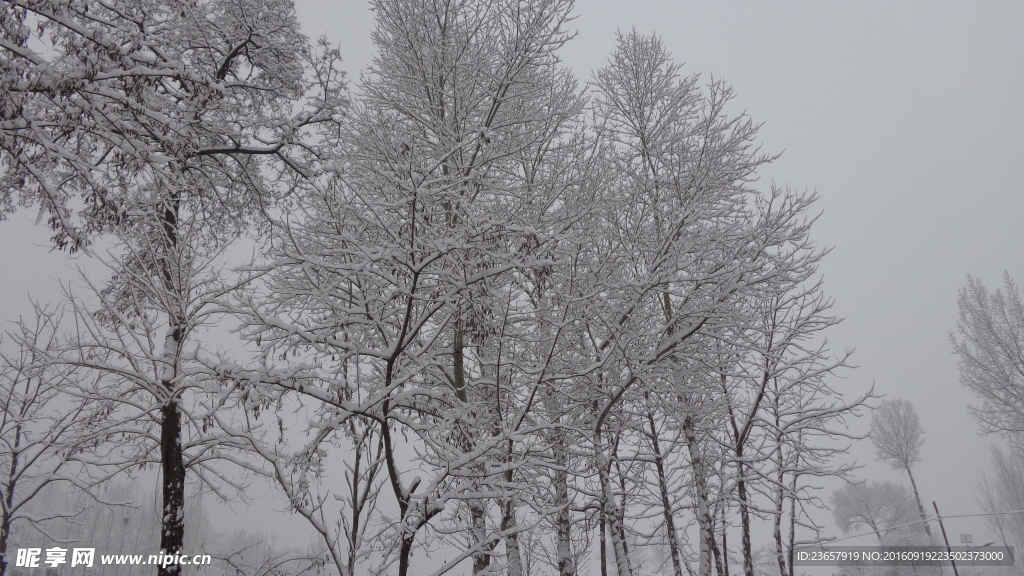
932;501;960;576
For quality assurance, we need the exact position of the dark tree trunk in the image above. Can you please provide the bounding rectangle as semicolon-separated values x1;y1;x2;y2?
0;513;11;576
157;192;186;576
1;426;19;576
158;399;185;576
600;507;608;576
736;459;754;576
713;504;726;576
645;408;685;576
787;470;798;576
399;535;415;576
906;467;936;543
595;431;632;576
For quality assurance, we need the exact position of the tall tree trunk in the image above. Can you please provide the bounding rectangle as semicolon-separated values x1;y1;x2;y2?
453;325;492;575
787;469;798;576
905;467;936;543
380;409;424;576
684;414;721;576
613;437;632;571
772;468;787;576
600;507;608;576
157;190;186;576
1;424;20;576
345;425;382;575
552;432;575;576
502;484;523;576
736;460;753;576
594;436;632;576
771;405;788;576
159;386;185;576
645;408;685;576
501;406;521;576
714;500;726;576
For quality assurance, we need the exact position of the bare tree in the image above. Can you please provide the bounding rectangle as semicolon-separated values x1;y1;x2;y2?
633;389;694;576
587;30;771;576
235;1;587;574
0;306;97;576
977;445;1024;550
830;481;921;545
586;30;851;576
952;274;1024;444
952;272;1024;571
870;398;934;542
750;288;867;576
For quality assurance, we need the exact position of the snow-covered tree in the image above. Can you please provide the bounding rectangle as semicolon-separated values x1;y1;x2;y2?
3;2;866;575
235;0;586;574
720;269;872;576
0;307;98;576
952;274;1024;445
830;481;920;544
831;481;941;576
977;445;1024;550
1;1;346;573
583;30;854;576
870;398;934;543
1;0;344;249
953;275;1024;566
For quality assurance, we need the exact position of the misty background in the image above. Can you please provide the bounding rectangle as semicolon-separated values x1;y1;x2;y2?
2;0;1023;570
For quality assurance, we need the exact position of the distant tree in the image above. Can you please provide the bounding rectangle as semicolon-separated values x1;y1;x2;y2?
218;527;327;576
831;480;943;576
830;481;920;545
977;445;1024;550
870;398;934;542
871;400;924;472
952;274;1024;444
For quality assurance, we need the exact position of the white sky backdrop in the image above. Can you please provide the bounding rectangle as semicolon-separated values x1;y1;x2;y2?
2;0;1023;557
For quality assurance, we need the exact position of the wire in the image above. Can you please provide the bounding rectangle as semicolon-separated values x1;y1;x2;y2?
808;509;1024;546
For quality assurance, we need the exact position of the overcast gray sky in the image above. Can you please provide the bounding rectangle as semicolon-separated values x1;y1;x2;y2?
2;0;1023;557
